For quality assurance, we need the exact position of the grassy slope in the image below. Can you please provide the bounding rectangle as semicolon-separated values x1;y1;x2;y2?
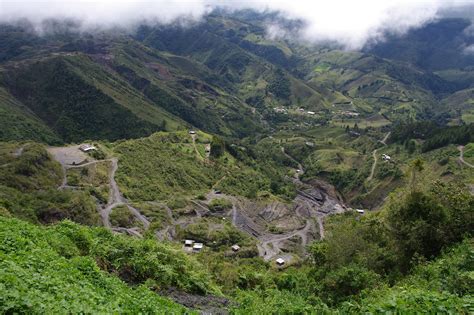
1;57;163;143
0;142;100;225
0;216;204;314
112;131;290;202
64;53;187;132
0;87;61;144
300;51;438;121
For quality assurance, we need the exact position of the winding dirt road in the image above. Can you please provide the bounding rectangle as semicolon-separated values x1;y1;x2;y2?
458;146;474;168
367;132;391;182
100;158;150;229
191;134;204;160
247;147;343;261
49;148;150;231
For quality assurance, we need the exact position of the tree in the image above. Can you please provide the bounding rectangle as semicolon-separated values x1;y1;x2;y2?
387;190;448;269
210;136;225;158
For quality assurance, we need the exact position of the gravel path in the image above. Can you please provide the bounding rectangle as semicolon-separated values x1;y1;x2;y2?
367;132;391;182
458;145;474;168
48;147;150;231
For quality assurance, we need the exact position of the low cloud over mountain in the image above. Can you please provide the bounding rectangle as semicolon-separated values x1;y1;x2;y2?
0;0;472;49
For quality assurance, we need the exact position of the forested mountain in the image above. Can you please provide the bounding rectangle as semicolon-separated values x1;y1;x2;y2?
0;8;473;314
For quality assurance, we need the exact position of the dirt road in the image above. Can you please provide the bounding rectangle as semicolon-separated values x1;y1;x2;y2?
48;146;150;231
458;146;474;168
367;132;391;182
100;158;150;229
191;134;204;160
367;149;378;181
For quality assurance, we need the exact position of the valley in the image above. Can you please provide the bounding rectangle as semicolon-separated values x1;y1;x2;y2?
0;8;473;314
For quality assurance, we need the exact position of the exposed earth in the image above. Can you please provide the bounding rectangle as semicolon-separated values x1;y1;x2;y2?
48;144;347;261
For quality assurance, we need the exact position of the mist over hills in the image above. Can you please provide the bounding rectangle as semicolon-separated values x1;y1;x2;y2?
0;9;473;143
0;6;473;314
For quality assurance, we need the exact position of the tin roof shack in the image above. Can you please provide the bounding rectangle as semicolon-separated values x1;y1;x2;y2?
79;144;96;152
184;240;194;247
189;130;196;135
193;243;204;252
382;154;391;161
356;209;365;214
231;244;240;252
276;258;285;266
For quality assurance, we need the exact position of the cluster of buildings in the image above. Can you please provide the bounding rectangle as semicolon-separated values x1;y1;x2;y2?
183;240;241;253
183;240;288;267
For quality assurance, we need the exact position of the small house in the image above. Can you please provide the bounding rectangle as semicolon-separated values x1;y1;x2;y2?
231;244;240;252
79;144;96;152
382;154;391;161
193;243;203;252
184;239;194;247
307;111;316;115
189;130;196;135
276;258;285;266
356;209;365;214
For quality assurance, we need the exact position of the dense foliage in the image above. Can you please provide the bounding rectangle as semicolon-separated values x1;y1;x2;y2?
0;217;200;314
0;143;100;225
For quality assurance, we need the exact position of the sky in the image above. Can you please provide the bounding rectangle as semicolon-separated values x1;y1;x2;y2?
0;0;472;49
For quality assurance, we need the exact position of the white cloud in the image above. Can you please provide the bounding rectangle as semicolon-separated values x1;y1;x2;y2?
0;0;471;48
464;44;474;54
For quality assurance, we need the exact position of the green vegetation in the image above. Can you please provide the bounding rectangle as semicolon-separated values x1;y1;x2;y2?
0;88;61;144
0;11;473;313
109;205;140;228
113;131;295;202
2;58;162;142
208;198;233;212
0;142;100;225
0;216;216;313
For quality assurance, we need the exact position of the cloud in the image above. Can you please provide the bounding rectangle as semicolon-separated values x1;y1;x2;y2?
463;44;474;55
0;0;471;49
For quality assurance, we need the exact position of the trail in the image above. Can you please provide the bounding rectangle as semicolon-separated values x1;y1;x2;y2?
191;134;204;160
257;220;312;261
317;217;325;239
367;132;390;182
59;159;113;190
458;146;474;168
99;158;150;229
380;131;391;145
54;155;150;230
242;147;339;261
367;149;378;181
281;147;304;177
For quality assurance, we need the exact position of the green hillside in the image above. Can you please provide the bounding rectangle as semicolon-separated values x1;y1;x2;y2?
0;8;473;314
0;216;206;314
0;87;61;143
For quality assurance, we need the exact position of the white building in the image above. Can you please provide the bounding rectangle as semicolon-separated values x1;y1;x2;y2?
276;258;285;266
231;244;241;252
79;144;96;152
184;240;194;247
193;243;203;252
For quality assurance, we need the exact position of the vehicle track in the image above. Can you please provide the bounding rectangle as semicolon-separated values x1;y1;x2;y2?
367;132;391;182
53;154;150;230
458;146;474;168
